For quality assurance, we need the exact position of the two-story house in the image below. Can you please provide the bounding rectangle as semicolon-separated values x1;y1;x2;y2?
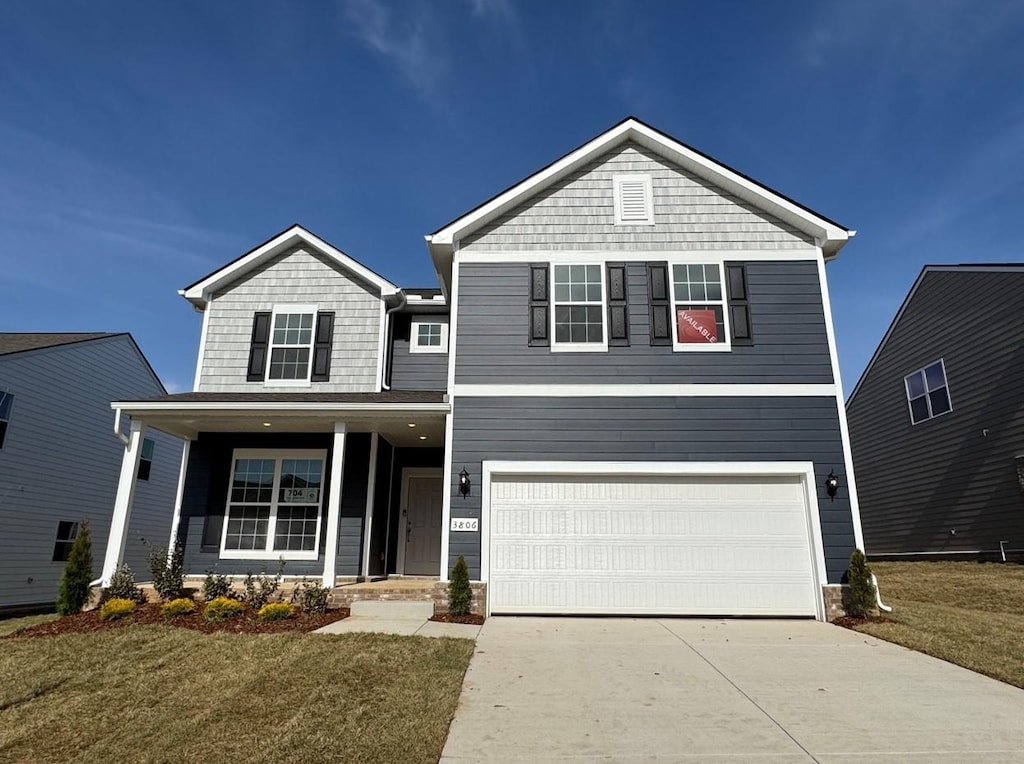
103;118;862;620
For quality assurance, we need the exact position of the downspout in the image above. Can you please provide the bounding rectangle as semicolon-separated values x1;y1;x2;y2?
381;292;407;391
872;574;892;613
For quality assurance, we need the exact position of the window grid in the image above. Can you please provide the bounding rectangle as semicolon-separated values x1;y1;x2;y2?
268;311;315;381
553;264;605;346
905;360;952;424
671;262;728;349
417;323;443;347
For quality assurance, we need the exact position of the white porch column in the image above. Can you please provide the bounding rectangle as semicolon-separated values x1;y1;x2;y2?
166;438;191;563
322;423;347;588
101;418;146;586
360;432;380;579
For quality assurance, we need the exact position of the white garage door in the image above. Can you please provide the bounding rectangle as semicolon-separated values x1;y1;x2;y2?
488;473;818;616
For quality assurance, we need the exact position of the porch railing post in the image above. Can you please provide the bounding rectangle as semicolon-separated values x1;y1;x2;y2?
322;422;347;588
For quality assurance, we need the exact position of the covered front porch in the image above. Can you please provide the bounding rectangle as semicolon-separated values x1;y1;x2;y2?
103;392;450;589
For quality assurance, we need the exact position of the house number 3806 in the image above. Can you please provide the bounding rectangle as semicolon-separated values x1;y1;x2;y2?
450;518;479;532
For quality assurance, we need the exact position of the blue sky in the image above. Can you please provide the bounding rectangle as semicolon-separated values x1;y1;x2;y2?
2;1;1023;395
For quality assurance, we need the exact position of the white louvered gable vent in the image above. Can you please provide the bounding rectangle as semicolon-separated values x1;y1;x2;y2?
613;174;654;225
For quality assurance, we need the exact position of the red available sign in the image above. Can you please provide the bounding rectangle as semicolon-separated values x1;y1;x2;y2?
677;309;718;344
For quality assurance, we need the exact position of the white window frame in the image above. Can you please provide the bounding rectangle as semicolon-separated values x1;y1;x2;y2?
550;263;609;353
904;359;952;425
613;174;654;226
137;437;155;481
220;448;327;561
410;319;449;354
265;304;318;387
0;390;12;449
668;255;732;353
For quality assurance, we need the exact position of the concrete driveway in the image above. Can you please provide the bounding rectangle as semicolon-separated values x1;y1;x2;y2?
441;618;1024;762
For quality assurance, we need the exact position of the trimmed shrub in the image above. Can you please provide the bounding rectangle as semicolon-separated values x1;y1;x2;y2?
99;598;137;621
448;555;472;617
101;564;146;604
846;549;877;618
291;579;331;614
161;598;197;619
202;572;232;601
258;602;296;622
242;561;284;610
56;519;94;615
147;538;185;601
203;596;246;622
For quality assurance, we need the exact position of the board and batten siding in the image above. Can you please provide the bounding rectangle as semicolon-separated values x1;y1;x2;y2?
461;142;816;252
389;314;448;391
0;336;181;609
455;260;832;384
847;270;1024;557
198;246;382;393
448;396;855;584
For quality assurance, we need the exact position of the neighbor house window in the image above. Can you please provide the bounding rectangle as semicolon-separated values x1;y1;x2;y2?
0;391;11;449
613;174;654;225
221;450;325;560
137;437;155;481
410;320;448;354
267;306;316;382
671;262;730;351
905;360;952;424
552;264;606;350
52;521;78;562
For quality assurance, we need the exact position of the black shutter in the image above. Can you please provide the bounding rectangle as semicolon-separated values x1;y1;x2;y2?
311;311;335;381
606;263;629;346
647;262;672;346
529;264;549;346
246;311;272;381
725;263;753;345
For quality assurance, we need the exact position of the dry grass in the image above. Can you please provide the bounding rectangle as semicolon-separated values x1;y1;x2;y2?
0;626;475;763
855;561;1024;689
0;614;59;638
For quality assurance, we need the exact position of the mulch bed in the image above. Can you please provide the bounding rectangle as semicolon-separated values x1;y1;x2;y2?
831;614;893;630
429;612;485;625
4;604;350;639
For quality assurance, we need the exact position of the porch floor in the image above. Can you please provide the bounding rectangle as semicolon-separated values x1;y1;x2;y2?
336;577;440;591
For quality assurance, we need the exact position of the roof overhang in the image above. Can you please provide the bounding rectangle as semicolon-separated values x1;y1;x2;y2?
426;117;855;293
180;224;401;310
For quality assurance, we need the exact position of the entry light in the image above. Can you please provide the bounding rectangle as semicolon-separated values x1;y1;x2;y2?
262;422;272;428
824;470;839;501
418;435;427;440
408;423;417;428
459;467;471;498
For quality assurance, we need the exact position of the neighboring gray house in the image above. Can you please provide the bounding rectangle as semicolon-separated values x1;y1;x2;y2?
0;334;182;612
104;117;863;620
847;264;1024;561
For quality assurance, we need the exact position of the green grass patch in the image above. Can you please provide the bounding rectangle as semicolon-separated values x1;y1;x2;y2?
0;626;474;762
0;614;59;638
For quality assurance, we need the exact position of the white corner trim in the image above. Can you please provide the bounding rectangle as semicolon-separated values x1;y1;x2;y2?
451;383;837;397
322;425;347;586
439;257;460;582
454;250;820;265
192;304;211;391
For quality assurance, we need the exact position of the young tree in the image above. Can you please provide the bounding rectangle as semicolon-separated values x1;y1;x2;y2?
56;519;94;615
448;556;472;616
846;548;877;618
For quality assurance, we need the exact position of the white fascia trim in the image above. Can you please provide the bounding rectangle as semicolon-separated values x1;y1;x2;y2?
429;120;850;250
111;401;451;413
192;304;211;391
452;383;837;397
182;225;400;307
455;249;819;264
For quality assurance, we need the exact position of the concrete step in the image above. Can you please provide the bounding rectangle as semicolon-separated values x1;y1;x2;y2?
350;600;435;619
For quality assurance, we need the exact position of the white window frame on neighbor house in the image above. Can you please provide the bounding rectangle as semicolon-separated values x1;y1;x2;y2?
0;390;12;449
137;437;155;481
266;304;318;386
550;263;609;352
410;319;449;354
220;448;327;561
904;359;952;425
613;174;654;225
668;255;732;353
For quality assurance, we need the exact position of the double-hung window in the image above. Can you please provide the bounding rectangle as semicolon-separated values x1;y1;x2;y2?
137;437;155;481
221;450;325;560
52;521;79;562
670;262;730;351
552;264;607;351
267;306;316;383
0;391;12;449
905;360;952;424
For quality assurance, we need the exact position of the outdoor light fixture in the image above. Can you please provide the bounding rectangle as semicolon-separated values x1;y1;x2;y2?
262;422;272;428
418;435;427;440
408;423;416;428
459;467;471;498
824;470;839;501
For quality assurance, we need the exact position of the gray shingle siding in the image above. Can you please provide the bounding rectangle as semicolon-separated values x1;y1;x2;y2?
454;260;833;384
449;396;855;583
0;336;180;609
389;314;448;391
847;269;1024;557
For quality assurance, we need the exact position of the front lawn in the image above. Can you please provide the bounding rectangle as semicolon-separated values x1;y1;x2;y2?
0;613;59;638
0;626;475;763
853;561;1024;689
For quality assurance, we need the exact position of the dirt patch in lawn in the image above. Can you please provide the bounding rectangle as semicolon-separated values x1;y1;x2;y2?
429;612;485;625
5;603;349;638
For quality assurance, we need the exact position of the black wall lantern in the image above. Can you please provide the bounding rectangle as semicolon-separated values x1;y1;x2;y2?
458;467;471;498
824;470;839;502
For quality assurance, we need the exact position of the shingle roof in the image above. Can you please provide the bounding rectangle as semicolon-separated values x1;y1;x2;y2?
0;333;118;356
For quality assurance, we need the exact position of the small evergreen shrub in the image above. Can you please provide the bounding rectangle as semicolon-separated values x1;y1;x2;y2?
846;548;877;618
101;564;146;604
56;518;94;615
99;598;137;621
202;571;232;601
291;579;331;614
203;596;246;622
242;561;284;610
258;602;296;621
448;555;472;616
146;537;185;601
161;598;197;619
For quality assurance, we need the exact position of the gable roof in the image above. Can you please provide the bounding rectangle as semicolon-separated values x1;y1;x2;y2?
846;263;1024;406
0;333;117;356
181;224;400;309
426;117;856;292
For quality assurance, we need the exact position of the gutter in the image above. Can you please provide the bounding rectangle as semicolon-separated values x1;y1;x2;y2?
381;291;408;391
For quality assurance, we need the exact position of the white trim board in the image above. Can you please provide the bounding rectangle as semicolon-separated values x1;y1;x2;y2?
454;250;820;265
112;401;450;414
452;383;837;397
